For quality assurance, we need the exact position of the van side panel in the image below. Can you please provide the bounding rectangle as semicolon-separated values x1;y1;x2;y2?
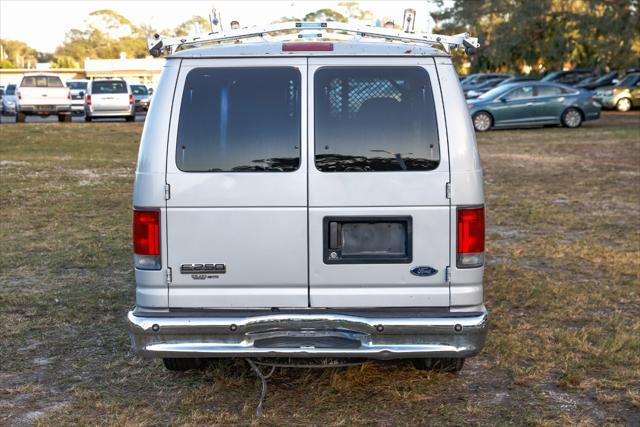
133;60;181;309
435;58;485;308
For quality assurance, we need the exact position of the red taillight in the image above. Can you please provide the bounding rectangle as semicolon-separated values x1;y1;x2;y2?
17;91;21;101
282;42;334;51
133;210;160;256
86;94;91;106
457;207;485;268
67;90;71;100
129;94;134;105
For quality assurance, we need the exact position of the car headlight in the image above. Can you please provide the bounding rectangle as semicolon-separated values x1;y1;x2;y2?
467;90;479;97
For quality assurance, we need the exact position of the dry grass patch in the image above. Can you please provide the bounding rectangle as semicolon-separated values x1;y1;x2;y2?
1;113;639;425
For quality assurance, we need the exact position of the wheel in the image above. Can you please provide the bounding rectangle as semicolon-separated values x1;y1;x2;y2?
472;111;492;132
84;115;92;122
412;358;465;372
162;358;203;371
125;115;135;122
616;97;632;112
561;107;583;128
57;114;71;122
16;112;26;123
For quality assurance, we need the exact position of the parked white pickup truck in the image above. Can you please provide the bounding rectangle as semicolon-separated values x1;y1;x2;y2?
16;73;72;122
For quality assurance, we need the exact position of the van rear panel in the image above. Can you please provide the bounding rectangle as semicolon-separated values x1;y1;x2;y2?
163;56;453;309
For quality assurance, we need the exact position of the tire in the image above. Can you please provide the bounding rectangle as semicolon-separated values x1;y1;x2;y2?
125;115;135;122
561;107;583;128
412;358;465;372
472;111;492;132
163;358;203;371
84;115;92;122
616;97;632;112
16;112;26;123
57;114;71;123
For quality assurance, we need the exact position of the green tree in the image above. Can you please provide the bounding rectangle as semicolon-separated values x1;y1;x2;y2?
0;39;38;68
431;0;640;73
173;16;211;36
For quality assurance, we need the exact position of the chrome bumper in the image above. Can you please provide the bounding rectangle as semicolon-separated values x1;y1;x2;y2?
127;308;489;359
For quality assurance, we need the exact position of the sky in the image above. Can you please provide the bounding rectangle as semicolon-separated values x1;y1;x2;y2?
0;0;444;53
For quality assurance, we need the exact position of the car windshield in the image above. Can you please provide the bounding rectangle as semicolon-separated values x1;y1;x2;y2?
476;85;513;100
541;71;560;81
131;85;148;95
67;81;87;90
617;73;639;86
6;85;16;95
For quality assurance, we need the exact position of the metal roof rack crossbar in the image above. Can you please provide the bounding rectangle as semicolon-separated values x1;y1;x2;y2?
148;21;479;57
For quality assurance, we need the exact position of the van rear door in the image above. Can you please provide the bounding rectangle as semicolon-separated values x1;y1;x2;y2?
165;58;308;308
308;58;451;307
91;80;129;110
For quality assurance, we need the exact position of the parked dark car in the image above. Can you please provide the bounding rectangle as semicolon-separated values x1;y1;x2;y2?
576;72;620;90
497;76;538;86
130;84;151;112
465;76;512;98
541;69;594;86
595;72;640;112
467;82;601;131
463;73;513;98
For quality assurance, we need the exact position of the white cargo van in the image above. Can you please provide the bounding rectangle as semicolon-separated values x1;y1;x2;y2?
128;22;488;373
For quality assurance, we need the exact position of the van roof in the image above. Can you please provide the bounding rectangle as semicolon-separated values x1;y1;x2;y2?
170;41;447;59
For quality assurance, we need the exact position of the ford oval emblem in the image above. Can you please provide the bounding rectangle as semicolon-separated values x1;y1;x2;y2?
410;266;438;277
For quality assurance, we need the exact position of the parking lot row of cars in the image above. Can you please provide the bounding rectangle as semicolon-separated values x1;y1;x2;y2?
0;74;153;122
461;69;640;112
460;69;640;131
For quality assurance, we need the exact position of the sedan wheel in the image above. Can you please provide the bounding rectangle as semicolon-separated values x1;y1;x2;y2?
472;111;492;132
561;108;583;128
616;98;632;112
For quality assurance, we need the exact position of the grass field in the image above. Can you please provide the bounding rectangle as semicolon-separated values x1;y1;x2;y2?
1;113;639;425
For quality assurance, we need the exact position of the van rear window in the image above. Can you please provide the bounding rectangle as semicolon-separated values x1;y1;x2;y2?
314;67;439;172
92;81;127;94
176;67;301;172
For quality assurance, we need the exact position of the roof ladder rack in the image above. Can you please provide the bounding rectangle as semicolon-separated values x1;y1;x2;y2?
148;21;479;57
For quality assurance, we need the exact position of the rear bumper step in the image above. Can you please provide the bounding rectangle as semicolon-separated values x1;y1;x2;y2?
127;308;489;359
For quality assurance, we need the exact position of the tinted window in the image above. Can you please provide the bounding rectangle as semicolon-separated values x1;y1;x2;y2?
506;85;535;100
92;81;127;94
315;67;439;172
6;85;16;95
618;73;640;86
131;85;148;95
67;81;87;90
21;76;63;87
176;67;301;172
537;85;563;97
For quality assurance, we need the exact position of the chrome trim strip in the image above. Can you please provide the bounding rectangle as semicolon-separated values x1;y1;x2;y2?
127;308;489;359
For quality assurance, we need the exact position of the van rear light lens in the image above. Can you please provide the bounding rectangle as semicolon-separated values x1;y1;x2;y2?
67;90;71;100
457;207;485;268
17;91;21;101
282;42;333;51
133;210;160;270
86;94;91;106
129;94;134;105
